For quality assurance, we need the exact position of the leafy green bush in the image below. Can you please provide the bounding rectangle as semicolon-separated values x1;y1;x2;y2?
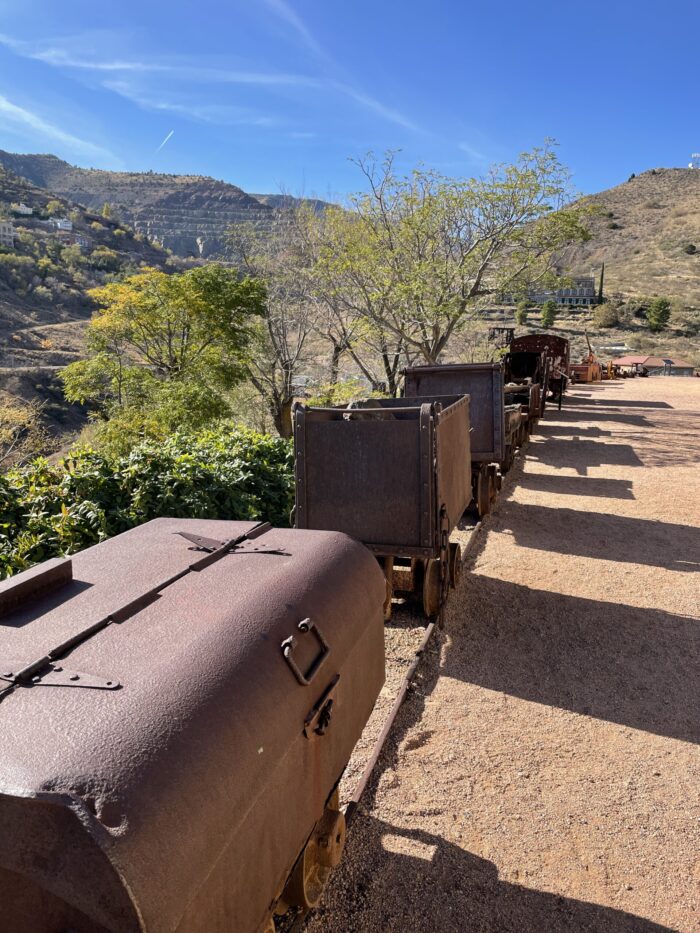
540;299;557;327
646;297;671;332
0;423;293;579
593;303;619;328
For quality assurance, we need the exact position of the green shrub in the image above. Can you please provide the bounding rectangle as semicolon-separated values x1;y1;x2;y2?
646;297;671;332
684;244;696;255
540;299;557;327
593;303;619;328
515;300;529;325
0;424;293;579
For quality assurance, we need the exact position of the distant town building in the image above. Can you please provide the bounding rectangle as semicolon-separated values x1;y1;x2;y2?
613;355;695;376
527;274;601;307
0;220;15;249
10;202;33;216
55;230;92;250
505;266;604;308
50;217;73;231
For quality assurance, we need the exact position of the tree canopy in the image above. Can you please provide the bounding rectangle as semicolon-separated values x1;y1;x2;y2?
61;264;265;451
309;143;591;368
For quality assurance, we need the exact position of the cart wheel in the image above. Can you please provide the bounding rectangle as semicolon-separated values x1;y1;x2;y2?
500;445;513;475
422;558;442;617
476;469;490;518
381;556;394;621
487;465;499;502
448;542;462;588
282;792;346;910
411;557;425;593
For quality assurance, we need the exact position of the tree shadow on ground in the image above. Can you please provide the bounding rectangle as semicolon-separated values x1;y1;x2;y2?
499;502;699;571
314;816;675;932
515;473;635;500
443;574;700;744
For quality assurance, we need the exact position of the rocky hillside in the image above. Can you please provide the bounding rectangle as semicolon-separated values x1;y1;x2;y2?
0;164;176;436
0;151;275;259
560;168;700;306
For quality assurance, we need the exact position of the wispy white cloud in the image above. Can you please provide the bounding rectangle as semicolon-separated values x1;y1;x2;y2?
458;141;487;163
104;80;280;127
339;86;419;132
0;32;164;72
0;92;118;164
260;0;325;59
0;30;420;134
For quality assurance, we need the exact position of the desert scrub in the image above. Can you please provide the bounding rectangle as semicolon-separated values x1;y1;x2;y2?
0;422;293;578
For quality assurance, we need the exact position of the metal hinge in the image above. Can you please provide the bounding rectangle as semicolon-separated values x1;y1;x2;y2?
177;530;289;556
0;662;119;691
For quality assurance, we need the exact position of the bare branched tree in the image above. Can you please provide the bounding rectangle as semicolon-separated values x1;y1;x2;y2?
229;206;320;437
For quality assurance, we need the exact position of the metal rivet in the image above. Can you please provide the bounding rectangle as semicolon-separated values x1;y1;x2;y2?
53;666;63;672
69;674;80;682
2;672;12;678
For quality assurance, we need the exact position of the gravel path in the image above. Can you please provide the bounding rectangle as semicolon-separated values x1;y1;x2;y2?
308;377;700;933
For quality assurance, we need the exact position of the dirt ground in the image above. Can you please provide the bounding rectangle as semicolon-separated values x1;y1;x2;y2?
308;377;700;933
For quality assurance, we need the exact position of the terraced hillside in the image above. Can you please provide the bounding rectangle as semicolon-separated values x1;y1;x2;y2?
0;151;274;258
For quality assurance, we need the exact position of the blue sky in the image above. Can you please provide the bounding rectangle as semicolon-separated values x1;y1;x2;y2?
0;0;697;199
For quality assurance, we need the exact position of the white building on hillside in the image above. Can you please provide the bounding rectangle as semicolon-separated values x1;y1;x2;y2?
0;220;15;248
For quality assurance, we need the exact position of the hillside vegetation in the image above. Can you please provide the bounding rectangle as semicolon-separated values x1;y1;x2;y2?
0;150;274;259
561;168;700;305
0;164;176;435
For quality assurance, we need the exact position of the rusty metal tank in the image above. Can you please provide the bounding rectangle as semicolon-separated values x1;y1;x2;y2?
0;517;386;933
294;395;472;617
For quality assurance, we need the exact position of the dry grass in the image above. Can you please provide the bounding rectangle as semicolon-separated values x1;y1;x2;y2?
559;168;700;305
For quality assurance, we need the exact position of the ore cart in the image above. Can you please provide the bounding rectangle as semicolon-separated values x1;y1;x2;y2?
402;363;523;517
0;518;386;933
503;349;550;421
511;334;570;408
294;394;472;618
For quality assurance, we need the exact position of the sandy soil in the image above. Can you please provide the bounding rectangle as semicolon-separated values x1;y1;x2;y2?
308;377;700;933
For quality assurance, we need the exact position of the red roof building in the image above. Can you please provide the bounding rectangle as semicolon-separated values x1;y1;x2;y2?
612;355;695;375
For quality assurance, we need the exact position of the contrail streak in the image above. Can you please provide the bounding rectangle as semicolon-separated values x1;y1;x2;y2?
155;129;174;153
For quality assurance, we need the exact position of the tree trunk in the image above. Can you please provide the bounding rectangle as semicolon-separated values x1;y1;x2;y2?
329;341;345;384
272;398;294;438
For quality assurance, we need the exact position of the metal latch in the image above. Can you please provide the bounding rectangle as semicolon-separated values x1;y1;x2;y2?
304;674;340;738
0;663;119;691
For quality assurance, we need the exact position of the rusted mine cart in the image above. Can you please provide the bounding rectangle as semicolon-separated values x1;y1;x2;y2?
510;334;570;408
402;363;523;518
294;395;472;618
0;518;386;933
503;349;547;429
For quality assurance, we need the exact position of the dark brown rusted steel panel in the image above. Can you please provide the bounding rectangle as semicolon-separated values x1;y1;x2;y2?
511;334;570;376
0;518;386;933
294;395;471;559
504;350;549;419
403;363;505;463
